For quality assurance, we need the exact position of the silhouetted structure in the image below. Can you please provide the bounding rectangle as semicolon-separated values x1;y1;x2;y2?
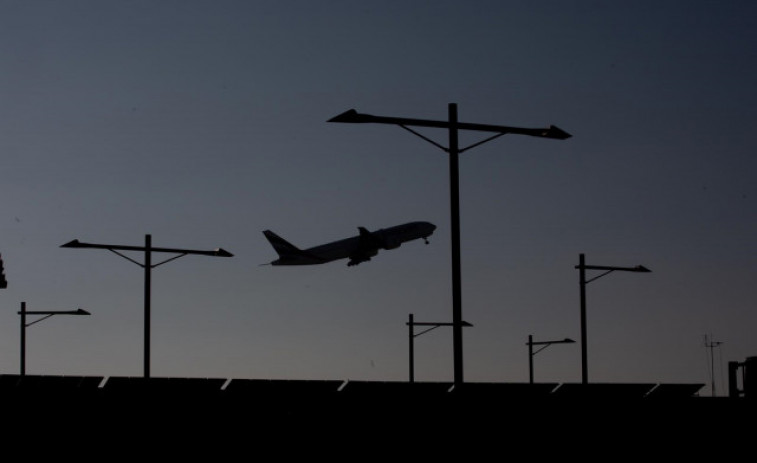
576;253;651;384
61;235;232;378
18;301;90;376
729;356;757;398
407;314;472;383
330;105;571;387
527;335;575;384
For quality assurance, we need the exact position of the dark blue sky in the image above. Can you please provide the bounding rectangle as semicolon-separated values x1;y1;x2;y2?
1;1;755;393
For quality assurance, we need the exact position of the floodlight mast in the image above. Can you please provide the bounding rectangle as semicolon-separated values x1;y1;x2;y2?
527;335;575;384
576;253;651;384
19;301;90;376
331;104;570;387
61;234;233;378
407;313;472;383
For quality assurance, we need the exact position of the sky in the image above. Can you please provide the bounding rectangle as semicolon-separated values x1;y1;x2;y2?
1;0;756;395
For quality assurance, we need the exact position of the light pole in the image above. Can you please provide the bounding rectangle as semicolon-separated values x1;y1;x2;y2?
61;234;232;378
407;313;472;383
19;301;90;376
527;335;575;384
330;105;570;386
576;253;651;384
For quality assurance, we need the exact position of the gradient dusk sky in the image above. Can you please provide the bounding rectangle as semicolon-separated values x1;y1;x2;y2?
1;0;756;395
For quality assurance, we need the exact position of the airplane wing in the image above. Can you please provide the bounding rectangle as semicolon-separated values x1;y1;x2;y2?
347;227;381;266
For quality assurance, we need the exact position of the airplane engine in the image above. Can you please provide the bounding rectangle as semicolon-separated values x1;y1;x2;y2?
347;248;378;266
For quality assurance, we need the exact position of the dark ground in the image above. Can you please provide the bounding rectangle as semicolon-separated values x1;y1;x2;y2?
4;375;752;458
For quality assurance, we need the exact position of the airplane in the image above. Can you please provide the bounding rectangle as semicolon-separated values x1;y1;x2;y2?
262;221;436;267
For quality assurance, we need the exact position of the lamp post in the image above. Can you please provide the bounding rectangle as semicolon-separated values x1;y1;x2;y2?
330;105;570;386
407;313;472;383
19;301;90;376
576;253;651;384
527;335;575;384
61;234;232;378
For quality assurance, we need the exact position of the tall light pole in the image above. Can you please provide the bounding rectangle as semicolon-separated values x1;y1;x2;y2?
19;301;90;376
407;313;472;383
61;234;232;378
576;253;651;384
527;335;575;384
330;105;570;386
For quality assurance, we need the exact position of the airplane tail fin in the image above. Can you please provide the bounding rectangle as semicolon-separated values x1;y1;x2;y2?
263;230;302;257
262;230;324;265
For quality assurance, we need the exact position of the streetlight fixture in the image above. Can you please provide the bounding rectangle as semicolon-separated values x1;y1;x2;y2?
61;234;233;378
407;313;472;383
576;253;651;384
330;105;570;386
527;334;575;384
19;301;90;376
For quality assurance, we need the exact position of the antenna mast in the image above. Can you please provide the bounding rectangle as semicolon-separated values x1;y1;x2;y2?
704;334;723;397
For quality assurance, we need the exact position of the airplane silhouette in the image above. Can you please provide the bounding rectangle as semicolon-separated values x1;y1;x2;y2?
263;221;436;266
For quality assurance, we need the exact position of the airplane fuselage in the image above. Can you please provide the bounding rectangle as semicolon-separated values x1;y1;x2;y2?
263;221;436;266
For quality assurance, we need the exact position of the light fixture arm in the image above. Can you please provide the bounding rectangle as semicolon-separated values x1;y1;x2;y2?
25;314;55;327
532;343;554;356
459;132;507;153
413;325;442;338
109;248;146;267
397;124;510;154
398;124;449;152
584;268;616;284
152;253;189;268
108;248;190;269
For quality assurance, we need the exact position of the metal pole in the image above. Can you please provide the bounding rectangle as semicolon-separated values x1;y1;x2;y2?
528;334;534;384
144;234;151;379
409;313;415;383
20;301;26;377
579;253;588;384
449;103;463;387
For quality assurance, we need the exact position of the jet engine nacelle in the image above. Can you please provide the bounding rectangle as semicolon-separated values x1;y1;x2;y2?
347;248;378;266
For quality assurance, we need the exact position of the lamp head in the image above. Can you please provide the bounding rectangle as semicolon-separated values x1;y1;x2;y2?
61;239;84;248
214;248;234;257
328;109;370;123
541;125;572;140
